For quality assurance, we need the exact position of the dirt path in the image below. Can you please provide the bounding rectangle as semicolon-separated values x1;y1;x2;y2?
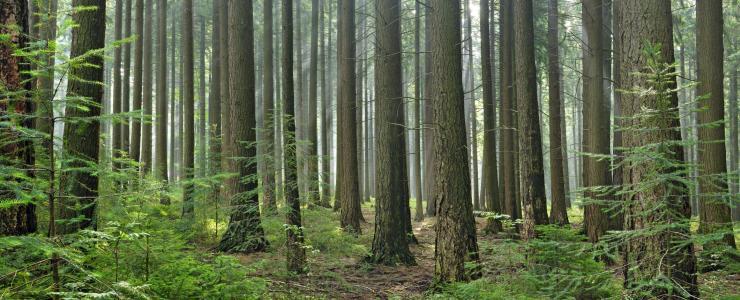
235;206;502;299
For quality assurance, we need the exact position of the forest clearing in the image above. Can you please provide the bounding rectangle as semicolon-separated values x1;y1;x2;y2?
1;0;739;299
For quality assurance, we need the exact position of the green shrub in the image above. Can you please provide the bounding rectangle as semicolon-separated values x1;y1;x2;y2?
524;225;617;300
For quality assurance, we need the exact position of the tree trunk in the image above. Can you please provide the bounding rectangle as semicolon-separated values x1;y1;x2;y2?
168;3;177;181
197;16;206;179
112;0;123;165
430;0;480;283
155;0;168;181
282;0;307;273
616;1;698;297
141;0;153;173
208;0;221;175
262;0;276;212
481;0;502;231
218;0;268;253
696;0;736;248
730;66;739;222
219;0;232;201
307;0;321;207
370;0;415;265
59;0;106;233
547;0;568;225
610;3;624;230
514;0;549;241
500;0;519;222
413;0;424;222
582;0;610;243
0;0;37;236
320;0;331;208
131;0;143;164
121;0;130;155
336;0;362;233
423;3;436;217
181;0;195;219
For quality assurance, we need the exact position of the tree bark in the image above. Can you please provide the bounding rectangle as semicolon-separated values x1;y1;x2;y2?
141;0;153;173
219;0;232;201
500;0;519;222
370;0;415;265
197;16;206;178
218;0;268;254
582;0;610;242
616;1;698;297
181;0;195;219
430;0;480;283
262;0;276;212
307;0;321;207
283;0;307;273
481;0;502;232
155;0;168;181
514;0;549;241
320;0;331;207
0;0;37;235
112;0;123;165
696;0;736;248
131;0;143;163
423;3;436;217
547;0;568;225
413;0;424;222
59;0;106;233
336;0;362;233
168;3;177;181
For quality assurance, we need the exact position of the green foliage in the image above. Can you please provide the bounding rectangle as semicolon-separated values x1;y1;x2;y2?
524;226;617;300
428;278;541;300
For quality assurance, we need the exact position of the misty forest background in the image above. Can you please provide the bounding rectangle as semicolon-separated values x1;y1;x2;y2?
0;0;739;299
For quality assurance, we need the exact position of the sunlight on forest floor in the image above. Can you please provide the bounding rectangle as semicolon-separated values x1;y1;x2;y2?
217;201;739;299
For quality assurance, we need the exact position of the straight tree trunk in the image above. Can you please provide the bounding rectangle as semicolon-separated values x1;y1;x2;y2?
696;0;736;248
181;0;195;219
337;0;362;233
121;0;130;154
307;0;321;207
0;0;37;235
730;66;739;222
464;0;479;212
320;0;331;207
282;0;307;273
616;1;698;297
547;0;568;225
34;0;59;153
218;0;268;254
370;0;415;265
141;0;153;173
219;0;232;201
413;0;424;222
131;0;143;163
168;4;177;181
582;0;610;242
500;0;518;221
481;0;501;219
59;0;106;233
610;3;624;230
112;0;123;164
155;0;168;180
197;16;206;178
513;0;549;240
356;0;366;203
275;0;285;203
262;0;276;212
430;0;480;283
423;4;436;217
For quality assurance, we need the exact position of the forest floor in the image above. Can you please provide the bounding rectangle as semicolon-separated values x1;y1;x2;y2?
228;202;739;299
